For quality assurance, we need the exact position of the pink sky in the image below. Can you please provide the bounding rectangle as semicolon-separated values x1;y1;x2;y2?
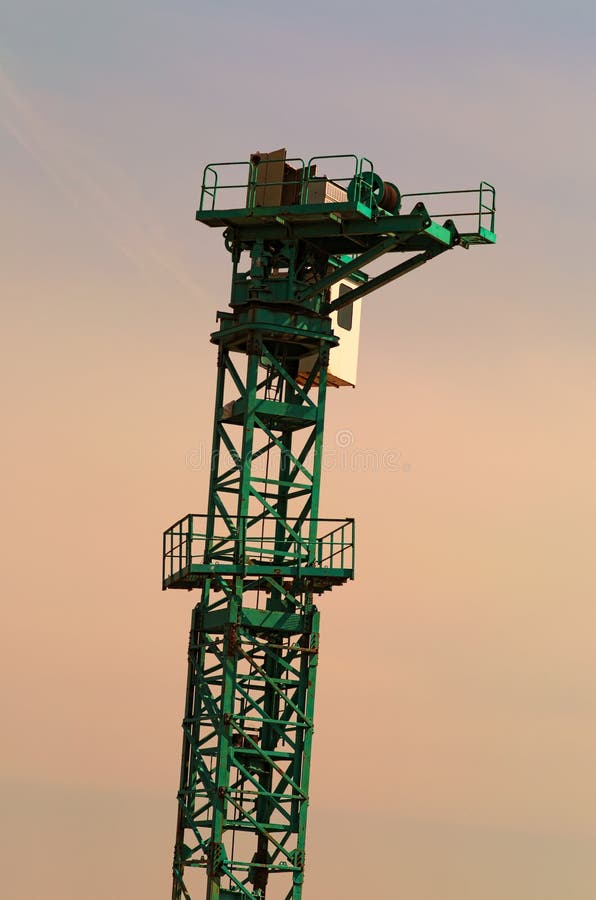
2;3;596;897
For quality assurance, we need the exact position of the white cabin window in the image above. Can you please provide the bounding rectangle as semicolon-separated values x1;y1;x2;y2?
337;284;353;331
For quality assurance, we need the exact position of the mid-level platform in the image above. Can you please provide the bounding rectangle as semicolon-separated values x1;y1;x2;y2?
162;514;354;594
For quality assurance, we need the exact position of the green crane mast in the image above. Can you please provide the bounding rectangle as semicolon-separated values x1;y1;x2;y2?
162;150;496;900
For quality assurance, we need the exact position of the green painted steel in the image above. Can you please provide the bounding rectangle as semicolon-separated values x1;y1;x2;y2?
163;150;495;899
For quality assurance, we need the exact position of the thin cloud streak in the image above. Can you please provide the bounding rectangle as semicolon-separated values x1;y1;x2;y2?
0;63;203;298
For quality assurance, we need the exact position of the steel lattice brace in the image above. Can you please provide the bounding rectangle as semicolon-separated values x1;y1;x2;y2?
175;602;320;899
165;317;347;899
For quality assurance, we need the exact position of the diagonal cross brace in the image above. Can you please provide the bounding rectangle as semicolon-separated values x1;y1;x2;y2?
324;247;449;314
296;235;400;302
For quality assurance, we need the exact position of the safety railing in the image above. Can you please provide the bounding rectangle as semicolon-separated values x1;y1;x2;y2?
198;155;377;213
163;514;355;584
301;154;375;206
317;519;355;570
200;160;258;212
400;181;496;235
198;159;495;238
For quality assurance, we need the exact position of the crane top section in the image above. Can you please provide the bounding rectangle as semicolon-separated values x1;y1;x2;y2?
196;148;496;253
194;148;496;388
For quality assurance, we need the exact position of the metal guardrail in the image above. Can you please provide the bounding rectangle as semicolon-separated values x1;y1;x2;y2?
198;155;376;213
163;514;354;584
401;181;496;234
198;155;495;237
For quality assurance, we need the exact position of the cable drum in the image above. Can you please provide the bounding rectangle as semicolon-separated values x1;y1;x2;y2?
379;180;401;214
347;171;401;214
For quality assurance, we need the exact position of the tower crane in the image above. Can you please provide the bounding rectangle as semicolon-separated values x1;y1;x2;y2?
162;149;496;900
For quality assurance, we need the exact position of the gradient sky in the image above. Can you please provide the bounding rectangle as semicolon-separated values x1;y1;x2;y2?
2;2;596;898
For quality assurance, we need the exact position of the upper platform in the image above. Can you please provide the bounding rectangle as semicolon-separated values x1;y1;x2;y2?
195;151;496;254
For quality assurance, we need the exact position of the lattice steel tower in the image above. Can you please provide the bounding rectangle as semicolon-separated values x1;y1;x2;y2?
162;150;495;900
